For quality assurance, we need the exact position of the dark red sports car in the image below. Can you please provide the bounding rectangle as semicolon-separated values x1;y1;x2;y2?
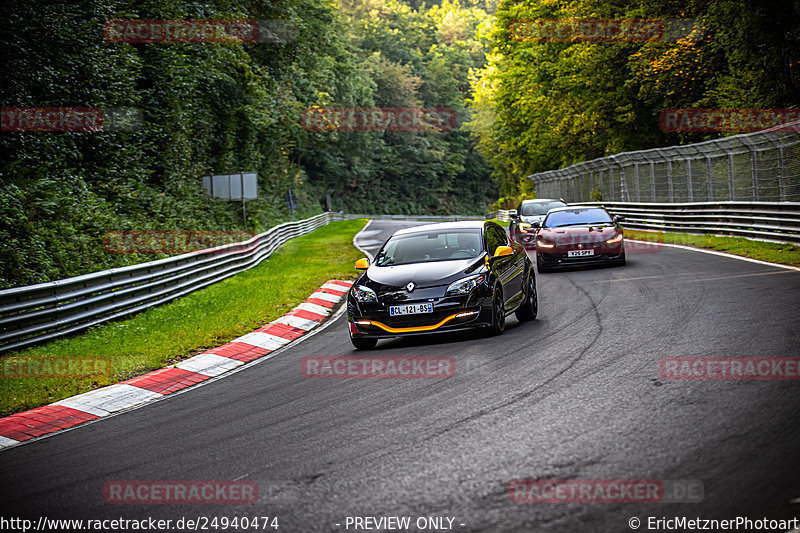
534;206;626;272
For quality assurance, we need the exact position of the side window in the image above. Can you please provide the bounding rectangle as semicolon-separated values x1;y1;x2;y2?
485;226;507;255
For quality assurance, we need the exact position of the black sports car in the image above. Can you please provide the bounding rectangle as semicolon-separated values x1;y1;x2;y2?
508;198;567;248
347;221;537;350
534;206;626;272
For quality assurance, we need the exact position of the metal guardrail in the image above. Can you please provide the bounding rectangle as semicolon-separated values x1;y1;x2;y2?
0;212;343;354
486;210;514;222
570;201;800;243
528;125;800;203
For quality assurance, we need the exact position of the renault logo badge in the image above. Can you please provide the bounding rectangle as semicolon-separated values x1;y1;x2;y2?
406;281;415;292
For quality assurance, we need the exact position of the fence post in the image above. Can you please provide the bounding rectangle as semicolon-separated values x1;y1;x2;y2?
728;153;735;200
609;166;615;201
686;158;693;202
667;160;674;202
634;163;641;201
778;146;786;201
751;149;759;201
649;161;656;201
706;156;713;201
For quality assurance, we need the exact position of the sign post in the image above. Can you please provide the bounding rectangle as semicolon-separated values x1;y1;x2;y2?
285;188;298;221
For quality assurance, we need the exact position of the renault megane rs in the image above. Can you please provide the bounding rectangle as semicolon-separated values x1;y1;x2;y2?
347;221;537;350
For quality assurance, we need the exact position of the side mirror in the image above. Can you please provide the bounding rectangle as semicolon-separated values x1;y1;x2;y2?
614;215;625;223
490;246;513;261
508;209;519;219
354;258;370;270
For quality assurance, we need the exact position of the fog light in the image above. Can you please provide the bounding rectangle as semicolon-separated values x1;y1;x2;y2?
455;311;479;318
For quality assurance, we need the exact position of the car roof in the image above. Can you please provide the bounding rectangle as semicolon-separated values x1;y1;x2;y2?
520;199;564;204
393;220;488;236
546;205;608;214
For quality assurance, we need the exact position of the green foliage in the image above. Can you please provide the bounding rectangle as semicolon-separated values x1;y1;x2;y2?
1;0;497;288
467;0;800;197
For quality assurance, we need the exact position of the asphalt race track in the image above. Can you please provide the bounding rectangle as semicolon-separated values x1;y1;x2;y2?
1;220;799;532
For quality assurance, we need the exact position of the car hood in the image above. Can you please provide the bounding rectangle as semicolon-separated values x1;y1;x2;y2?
538;224;619;244
363;257;485;290
520;215;545;224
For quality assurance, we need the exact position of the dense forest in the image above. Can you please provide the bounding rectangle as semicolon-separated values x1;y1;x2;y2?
469;0;799;202
1;0;797;287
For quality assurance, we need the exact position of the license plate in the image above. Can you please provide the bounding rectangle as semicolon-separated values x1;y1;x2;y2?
567;249;594;257
390;303;433;316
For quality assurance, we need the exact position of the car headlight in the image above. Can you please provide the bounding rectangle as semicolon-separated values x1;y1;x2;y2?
537;238;555;248
446;275;484;296
351;285;378;303
606;233;623;244
519;223;532;232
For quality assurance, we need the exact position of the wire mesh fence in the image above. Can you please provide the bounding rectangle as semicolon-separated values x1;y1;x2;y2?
529;124;800;203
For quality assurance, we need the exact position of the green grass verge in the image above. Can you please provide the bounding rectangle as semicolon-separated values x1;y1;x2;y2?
624;228;800;266
0;219;368;416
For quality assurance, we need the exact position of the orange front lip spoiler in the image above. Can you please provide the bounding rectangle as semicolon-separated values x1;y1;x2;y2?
363;313;463;334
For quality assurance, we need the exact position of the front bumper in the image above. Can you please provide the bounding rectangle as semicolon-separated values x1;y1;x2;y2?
347;293;493;339
537;243;625;267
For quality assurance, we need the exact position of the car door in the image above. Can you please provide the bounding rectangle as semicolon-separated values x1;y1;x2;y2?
486;224;521;306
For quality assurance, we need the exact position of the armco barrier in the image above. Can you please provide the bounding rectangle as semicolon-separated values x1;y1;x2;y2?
568;201;800;243
0;213;342;354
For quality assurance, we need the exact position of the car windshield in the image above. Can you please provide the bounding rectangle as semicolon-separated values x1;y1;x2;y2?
543;208;613;228
374;230;483;266
520;201;566;216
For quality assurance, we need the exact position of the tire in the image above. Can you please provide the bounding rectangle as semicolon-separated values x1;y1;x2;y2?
515;272;538;321
616;250;627;266
536;255;552;273
351;336;378;350
489;286;506;336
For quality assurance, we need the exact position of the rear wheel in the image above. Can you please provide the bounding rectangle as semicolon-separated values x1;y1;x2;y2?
489;286;506;336
350;336;378;350
515;273;538;321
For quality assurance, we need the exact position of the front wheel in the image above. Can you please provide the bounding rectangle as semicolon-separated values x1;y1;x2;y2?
536;254;552;273
351;336;378;350
515;273;538;321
